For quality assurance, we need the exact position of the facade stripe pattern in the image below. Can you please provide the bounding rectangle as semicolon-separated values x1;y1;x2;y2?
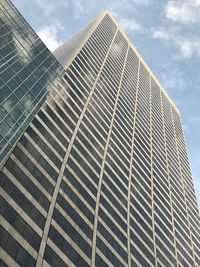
91;40;129;267
126;59;140;267
0;3;199;267
36;16;118;267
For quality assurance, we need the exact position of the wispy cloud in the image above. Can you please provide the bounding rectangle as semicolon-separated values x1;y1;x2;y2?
160;64;186;92
35;0;68;16
119;17;142;32
179;39;200;58
104;0;155;16
74;0;86;20
36;20;63;51
152;27;200;59
152;28;172;41
128;0;153;6
36;0;87;20
165;0;200;23
150;1;200;59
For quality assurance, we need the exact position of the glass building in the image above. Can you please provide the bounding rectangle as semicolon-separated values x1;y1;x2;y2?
0;1;199;267
0;0;64;166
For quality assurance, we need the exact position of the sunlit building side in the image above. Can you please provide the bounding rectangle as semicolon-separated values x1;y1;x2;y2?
0;1;199;267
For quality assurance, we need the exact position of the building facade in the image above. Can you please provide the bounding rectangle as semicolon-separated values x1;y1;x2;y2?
0;0;64;166
0;1;200;267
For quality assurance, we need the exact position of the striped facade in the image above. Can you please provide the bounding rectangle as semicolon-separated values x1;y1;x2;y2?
0;0;63;166
0;2;199;267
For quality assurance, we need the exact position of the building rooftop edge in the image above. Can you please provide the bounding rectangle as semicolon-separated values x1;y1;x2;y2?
55;10;179;114
105;11;180;114
53;13;103;70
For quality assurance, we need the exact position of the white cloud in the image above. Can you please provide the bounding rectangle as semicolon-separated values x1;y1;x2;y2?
36;20;63;51
165;0;200;23
152;29;171;41
35;0;54;16
74;1;86;20
160;64;186;92
119;17;142;32
35;0;86;21
35;0;68;16
179;41;194;58
129;0;152;5
179;39;200;58
124;0;155;6
151;1;200;59
152;27;200;59
105;0;155;16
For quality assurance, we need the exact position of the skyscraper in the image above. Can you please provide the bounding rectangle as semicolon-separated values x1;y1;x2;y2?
0;0;64;167
0;1;199;267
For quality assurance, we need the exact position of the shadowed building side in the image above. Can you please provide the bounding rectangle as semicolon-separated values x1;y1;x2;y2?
0;0;64;168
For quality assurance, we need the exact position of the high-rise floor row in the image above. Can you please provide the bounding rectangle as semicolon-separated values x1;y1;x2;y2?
0;1;199;266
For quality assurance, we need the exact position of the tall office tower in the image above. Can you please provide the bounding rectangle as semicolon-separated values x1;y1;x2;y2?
0;0;64;167
0;1;199;267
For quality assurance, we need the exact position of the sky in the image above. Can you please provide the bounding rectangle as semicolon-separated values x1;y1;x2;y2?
12;0;200;206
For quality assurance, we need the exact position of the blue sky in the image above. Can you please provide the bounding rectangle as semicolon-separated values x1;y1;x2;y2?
12;0;200;206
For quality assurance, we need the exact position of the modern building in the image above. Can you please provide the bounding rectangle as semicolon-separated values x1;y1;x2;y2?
0;0;64;167
0;0;200;267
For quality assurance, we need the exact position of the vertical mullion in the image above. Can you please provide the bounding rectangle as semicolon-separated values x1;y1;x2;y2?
91;42;129;267
171;106;196;265
36;16;117;267
159;90;179;266
127;59;141;267
150;76;158;267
